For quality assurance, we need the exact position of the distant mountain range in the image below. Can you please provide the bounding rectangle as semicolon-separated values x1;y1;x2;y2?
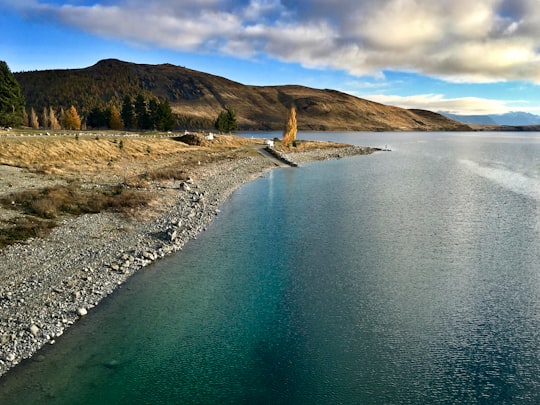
442;111;540;126
14;59;470;131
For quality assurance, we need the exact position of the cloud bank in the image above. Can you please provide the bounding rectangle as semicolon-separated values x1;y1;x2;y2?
7;0;540;83
363;94;528;115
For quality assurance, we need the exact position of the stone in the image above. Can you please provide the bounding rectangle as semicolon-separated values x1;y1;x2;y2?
5;353;15;362
143;251;155;260
168;229;178;241
29;324;39;336
77;307;87;316
180;182;191;191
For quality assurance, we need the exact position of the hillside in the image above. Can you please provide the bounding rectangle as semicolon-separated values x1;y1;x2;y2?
15;59;470;131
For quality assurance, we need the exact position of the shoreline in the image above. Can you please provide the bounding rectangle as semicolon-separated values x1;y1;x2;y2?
0;145;376;378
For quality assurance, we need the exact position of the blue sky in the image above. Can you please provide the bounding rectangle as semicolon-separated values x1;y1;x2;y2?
2;0;540;115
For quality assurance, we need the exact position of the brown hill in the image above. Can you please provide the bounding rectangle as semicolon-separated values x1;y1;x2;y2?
15;59;470;131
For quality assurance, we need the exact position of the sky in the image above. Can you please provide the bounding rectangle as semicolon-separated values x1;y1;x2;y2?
2;0;540;115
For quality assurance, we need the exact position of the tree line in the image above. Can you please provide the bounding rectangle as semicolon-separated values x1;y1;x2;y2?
2;60;237;132
0;61;25;127
87;94;176;131
25;105;82;130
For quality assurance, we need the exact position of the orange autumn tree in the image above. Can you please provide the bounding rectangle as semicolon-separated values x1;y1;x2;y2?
49;106;61;130
29;107;39;129
63;105;81;130
282;106;297;147
109;105;123;130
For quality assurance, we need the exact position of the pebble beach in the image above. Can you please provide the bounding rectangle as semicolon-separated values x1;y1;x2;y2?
0;145;375;378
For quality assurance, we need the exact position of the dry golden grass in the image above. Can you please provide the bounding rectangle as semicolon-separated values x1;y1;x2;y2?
0;133;264;180
0;132;264;248
0;131;349;248
274;139;350;152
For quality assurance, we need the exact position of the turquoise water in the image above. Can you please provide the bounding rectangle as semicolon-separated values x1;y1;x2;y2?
1;132;539;403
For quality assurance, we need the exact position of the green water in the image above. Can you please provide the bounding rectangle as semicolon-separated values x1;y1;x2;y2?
1;132;539;404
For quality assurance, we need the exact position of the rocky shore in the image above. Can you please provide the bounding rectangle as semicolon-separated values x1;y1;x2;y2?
0;145;375;378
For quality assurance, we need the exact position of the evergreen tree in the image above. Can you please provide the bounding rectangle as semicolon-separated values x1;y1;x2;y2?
156;100;176;131
87;107;107;128
215;107;237;133
215;110;227;132
148;98;160;130
227;107;238;132
135;93;151;129
0;61;24;127
121;95;136;129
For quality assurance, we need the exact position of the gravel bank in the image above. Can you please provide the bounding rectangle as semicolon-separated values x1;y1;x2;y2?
0;145;375;377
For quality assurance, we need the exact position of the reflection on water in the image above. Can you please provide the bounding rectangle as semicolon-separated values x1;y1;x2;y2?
0;132;539;404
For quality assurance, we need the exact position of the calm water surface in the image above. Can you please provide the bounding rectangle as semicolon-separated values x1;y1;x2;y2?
0;132;539;404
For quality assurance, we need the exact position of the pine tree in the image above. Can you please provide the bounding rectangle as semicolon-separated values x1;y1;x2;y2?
227;107;238;132
156;100;176;131
63;105;81;130
109;105;123;130
214;107;237;133
0;61;24;127
148;98;160;130
215;110;228;132
29;107;39;129
135;93;151;129
121;95;136;129
87;107;108;128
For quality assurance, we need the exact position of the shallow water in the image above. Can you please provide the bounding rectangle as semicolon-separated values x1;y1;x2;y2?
1;132;539;404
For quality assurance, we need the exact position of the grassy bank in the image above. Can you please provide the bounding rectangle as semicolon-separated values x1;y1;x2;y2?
0;131;351;248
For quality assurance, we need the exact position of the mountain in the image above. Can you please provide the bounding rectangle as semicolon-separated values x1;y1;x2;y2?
442;111;540;127
441;113;498;126
15;59;470;131
491;112;540;126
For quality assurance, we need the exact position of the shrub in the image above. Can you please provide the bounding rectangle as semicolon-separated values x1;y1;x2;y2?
144;167;190;181
1;184;154;220
0;217;56;248
0;181;156;247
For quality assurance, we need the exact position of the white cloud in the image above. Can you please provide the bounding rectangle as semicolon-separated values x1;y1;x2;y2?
362;93;536;115
7;0;540;84
360;1;443;50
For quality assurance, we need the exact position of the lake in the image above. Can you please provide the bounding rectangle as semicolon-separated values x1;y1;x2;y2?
0;132;539;404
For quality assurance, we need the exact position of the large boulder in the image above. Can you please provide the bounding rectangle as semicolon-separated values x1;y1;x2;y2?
175;133;206;146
